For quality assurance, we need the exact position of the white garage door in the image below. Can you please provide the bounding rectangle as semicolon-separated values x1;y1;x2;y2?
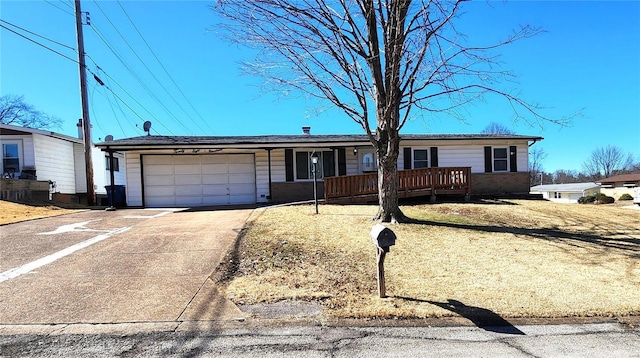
143;154;256;207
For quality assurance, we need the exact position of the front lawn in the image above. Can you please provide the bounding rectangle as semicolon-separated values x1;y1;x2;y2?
219;200;640;319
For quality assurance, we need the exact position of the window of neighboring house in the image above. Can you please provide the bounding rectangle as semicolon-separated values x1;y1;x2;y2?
554;192;561;199
2;143;20;177
105;156;119;172
295;151;335;180
413;149;429;168
493;147;508;172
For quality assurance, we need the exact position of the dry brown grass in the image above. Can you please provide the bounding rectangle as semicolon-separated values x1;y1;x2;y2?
222;200;640;319
0;200;80;225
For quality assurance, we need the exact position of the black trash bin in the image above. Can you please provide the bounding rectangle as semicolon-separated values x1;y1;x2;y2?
105;185;126;207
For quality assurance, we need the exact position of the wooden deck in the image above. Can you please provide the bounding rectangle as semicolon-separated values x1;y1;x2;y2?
324;167;471;203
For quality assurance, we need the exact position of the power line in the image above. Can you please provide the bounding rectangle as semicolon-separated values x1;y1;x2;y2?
95;66;175;135
88;23;181;135
43;0;74;16
0;16;172;137
103;84;176;136
92;0;213;136
91;0;192;135
114;0;215;134
0;19;76;52
0;23;78;64
60;0;75;11
88;23;169;122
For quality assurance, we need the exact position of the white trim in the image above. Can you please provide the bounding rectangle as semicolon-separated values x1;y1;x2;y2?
1;140;23;177
492;146;509;172
412;147;430;169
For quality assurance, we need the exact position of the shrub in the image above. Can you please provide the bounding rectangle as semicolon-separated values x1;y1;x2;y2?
578;194;614;204
618;193;634;201
578;195;596;204
594;193;615;204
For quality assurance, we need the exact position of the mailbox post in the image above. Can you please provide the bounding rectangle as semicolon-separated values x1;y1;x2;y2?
370;224;396;298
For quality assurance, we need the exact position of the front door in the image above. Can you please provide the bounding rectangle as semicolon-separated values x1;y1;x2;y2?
359;150;377;173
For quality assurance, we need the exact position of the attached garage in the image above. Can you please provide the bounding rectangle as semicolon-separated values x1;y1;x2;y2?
142;154;256;207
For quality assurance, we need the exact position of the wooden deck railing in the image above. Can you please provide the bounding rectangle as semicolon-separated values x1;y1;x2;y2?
324;167;471;203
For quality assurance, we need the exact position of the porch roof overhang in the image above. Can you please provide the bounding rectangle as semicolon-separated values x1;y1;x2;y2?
94;133;544;152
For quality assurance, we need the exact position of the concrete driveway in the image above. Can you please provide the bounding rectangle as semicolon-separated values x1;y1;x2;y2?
0;207;253;324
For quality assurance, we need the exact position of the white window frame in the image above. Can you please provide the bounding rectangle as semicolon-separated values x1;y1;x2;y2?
412;148;429;169
492;147;509;172
2;141;23;178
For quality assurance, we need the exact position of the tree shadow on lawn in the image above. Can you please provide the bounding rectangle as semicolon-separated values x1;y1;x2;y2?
407;218;640;259
394;297;525;335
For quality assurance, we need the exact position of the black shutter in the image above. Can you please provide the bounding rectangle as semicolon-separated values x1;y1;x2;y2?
484;146;492;173
338;148;346;176
430;147;439;167
403;147;412;169
510;145;517;172
285;149;294;182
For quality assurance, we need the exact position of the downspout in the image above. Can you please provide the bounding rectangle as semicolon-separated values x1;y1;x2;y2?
106;148;116;211
266;148;272;201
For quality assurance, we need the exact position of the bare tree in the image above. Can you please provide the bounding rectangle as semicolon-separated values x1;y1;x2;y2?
553;169;578;184
481;122;515;135
582;145;634;179
0;95;62;130
215;0;572;222
528;146;546;186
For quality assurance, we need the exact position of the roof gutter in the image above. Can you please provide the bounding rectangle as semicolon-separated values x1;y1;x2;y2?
94;141;372;152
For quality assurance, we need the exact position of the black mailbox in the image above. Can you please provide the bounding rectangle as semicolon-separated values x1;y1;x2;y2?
370;224;396;252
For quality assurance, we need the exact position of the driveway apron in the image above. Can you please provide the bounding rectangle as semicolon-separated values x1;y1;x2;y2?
0;208;252;324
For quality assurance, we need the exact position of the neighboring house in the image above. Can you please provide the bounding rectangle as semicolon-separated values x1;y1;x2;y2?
529;183;600;204
596;174;640;200
95;129;542;208
0;123;125;203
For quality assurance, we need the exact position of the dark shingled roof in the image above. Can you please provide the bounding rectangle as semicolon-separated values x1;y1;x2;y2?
95;133;543;150
596;174;640;184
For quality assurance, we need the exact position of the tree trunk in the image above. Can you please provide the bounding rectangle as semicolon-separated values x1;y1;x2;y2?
374;129;408;223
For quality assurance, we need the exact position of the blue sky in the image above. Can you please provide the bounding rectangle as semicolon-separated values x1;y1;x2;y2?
1;0;639;173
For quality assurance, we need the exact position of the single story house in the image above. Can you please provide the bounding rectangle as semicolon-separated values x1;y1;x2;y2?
596;174;640;200
0;123;125;203
95;130;542;208
529;183;600;204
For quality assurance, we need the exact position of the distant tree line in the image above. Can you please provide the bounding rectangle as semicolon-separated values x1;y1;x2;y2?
530;145;639;187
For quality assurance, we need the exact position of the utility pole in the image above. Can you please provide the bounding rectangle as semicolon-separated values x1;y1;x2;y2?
75;0;96;206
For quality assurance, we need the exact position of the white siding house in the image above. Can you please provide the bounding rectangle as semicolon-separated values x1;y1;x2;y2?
96;132;542;208
529;183;600;204
1;123;125;203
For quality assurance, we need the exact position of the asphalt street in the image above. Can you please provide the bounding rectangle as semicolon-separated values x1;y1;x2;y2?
1;322;640;357
1;207;639;357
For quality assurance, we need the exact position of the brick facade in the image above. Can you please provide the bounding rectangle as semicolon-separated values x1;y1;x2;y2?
470;172;530;195
0;178;50;202
271;182;325;203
